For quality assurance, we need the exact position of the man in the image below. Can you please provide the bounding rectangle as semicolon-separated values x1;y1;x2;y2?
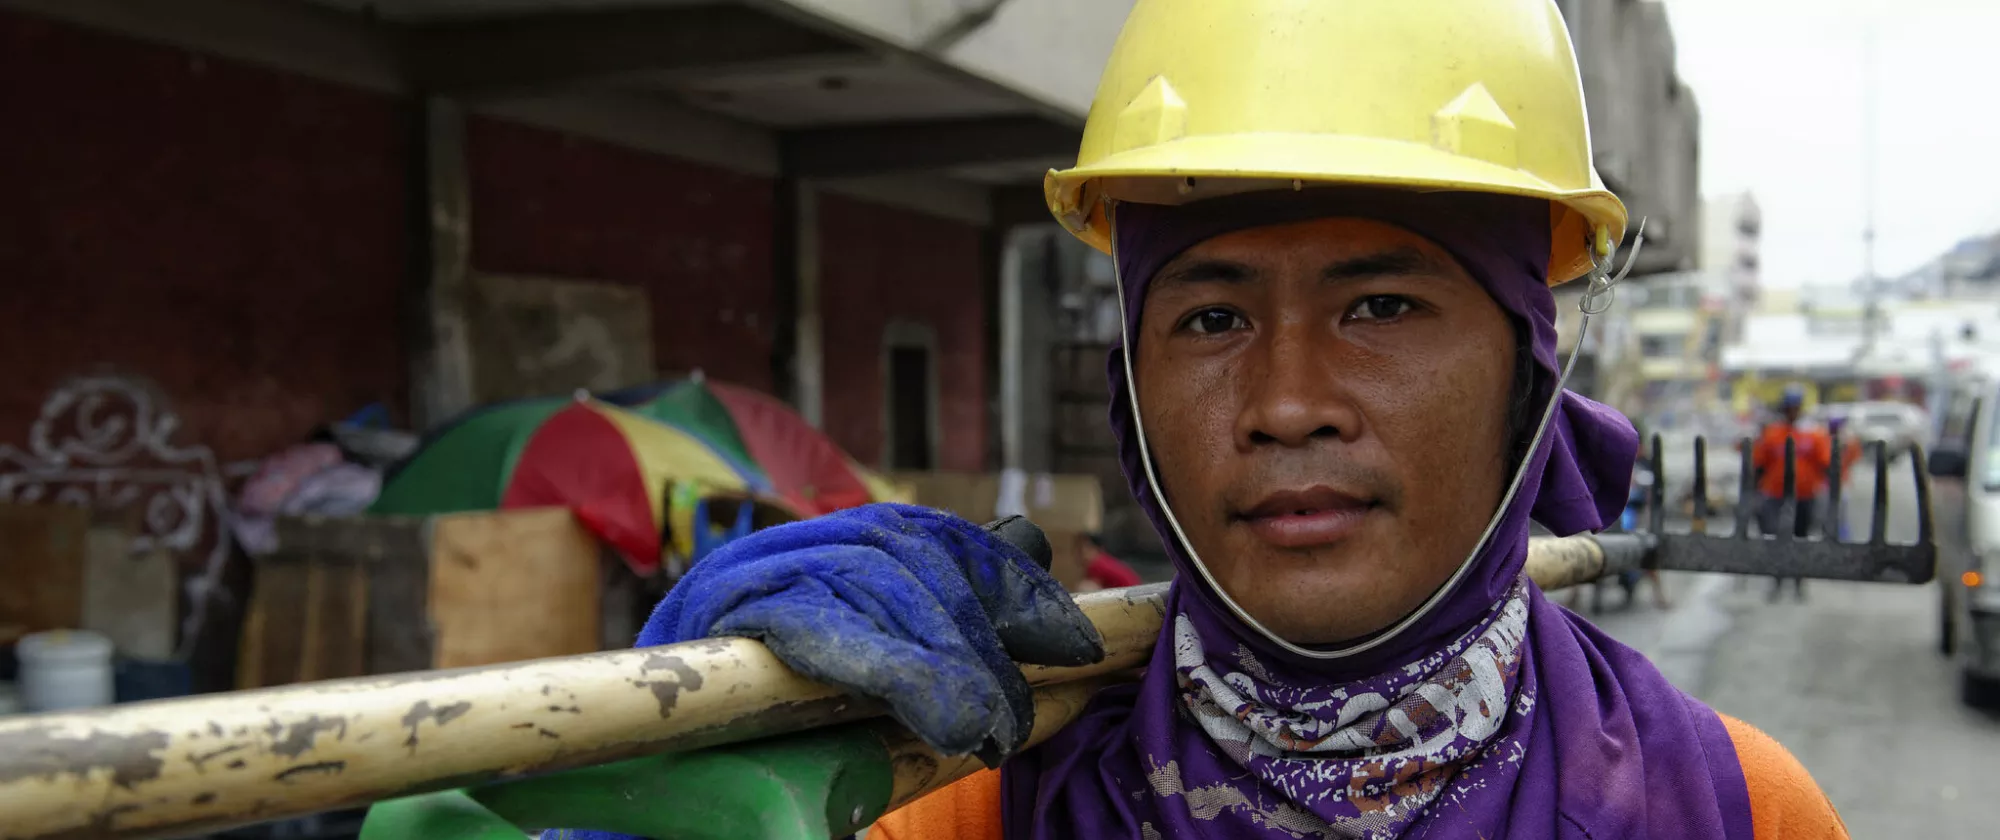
565;1;1844;838
1751;386;1833;602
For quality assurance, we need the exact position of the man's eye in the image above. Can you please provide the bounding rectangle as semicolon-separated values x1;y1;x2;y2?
1183;308;1246;335
1347;295;1416;322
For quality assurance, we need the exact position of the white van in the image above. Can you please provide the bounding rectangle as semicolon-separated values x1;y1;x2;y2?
1928;370;2000;708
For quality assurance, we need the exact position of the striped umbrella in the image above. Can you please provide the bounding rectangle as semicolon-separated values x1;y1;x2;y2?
604;378;911;518
371;395;782;575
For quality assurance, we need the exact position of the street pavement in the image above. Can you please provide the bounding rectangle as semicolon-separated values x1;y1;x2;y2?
1575;454;2000;838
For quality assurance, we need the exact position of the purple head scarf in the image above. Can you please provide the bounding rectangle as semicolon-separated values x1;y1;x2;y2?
1001;189;1755;839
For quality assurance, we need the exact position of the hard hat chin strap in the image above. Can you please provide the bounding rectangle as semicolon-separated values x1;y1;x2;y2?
1108;200;1647;660
1583;219;1647;315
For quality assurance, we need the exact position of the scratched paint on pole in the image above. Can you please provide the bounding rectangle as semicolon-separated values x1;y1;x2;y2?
0;538;1615;839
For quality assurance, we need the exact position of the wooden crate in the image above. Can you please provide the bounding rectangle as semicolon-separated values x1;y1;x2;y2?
0;503;91;635
885;471;1107;590
0;503;176;659
238;508;604;688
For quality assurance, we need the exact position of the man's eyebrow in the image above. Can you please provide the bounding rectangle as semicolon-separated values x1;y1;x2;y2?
1152;247;1449;288
1153;258;1253;288
1321;247;1449;282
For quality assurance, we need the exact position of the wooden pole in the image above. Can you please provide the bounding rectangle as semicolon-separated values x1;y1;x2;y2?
0;538;1611;839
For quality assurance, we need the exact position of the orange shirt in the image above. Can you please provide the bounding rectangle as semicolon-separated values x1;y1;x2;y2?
1752;423;1835;500
872;715;1846;840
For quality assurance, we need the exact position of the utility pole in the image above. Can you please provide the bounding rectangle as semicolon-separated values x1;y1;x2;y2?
1860;26;1882;356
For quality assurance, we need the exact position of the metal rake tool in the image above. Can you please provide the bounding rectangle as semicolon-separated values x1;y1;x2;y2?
1619;434;1938;584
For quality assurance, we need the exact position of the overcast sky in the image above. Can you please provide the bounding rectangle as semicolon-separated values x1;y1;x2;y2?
1661;0;2000;290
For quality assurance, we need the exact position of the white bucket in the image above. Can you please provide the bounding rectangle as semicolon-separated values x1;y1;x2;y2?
17;630;115;712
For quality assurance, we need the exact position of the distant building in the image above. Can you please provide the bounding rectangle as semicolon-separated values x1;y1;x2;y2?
1559;0;1703;277
1911;232;2000;300
1605;191;1763;422
1548;0;1704;411
1623;272;1710;419
1725;284;2000;415
1758;287;1802;316
1701;193;1764;330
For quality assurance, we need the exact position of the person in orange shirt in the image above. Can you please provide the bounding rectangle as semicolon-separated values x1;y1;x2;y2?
1751;386;1833;602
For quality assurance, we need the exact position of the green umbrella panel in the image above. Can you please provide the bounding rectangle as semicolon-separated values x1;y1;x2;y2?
368;398;569;516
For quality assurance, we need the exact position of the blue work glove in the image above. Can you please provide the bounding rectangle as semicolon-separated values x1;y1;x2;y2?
644;503;1105;763
547;505;1102;840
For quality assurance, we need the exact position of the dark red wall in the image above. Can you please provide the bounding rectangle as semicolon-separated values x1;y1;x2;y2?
467;124;992;470
818;195;987;472
0;11;990;472
465;117;778;393
0;12;410;463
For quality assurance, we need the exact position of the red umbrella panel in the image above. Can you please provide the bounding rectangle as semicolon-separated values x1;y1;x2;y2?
496;400;772;575
701;381;877;516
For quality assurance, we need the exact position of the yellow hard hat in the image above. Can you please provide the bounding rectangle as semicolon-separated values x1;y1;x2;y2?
1045;0;1628;285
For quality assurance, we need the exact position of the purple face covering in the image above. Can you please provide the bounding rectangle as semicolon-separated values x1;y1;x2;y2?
1000;189;1755;839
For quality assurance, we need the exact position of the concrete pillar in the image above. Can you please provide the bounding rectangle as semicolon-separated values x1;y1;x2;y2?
1000;228;1026;469
774;177;824;425
998;226;1067;472
408;97;478;430
1020;230;1060;473
794;181;824;427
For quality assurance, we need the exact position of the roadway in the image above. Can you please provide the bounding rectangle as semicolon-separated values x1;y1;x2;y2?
1580;454;2000;838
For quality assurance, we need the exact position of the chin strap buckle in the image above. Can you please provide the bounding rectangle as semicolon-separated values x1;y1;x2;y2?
1580;217;1648;316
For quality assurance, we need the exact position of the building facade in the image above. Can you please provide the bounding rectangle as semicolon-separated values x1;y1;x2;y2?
0;0;1141;472
1548;0;1704;408
1702;192;1764;342
0;0;1148;682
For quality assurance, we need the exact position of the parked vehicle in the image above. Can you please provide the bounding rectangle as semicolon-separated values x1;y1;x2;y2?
1926;375;2000;709
1828;401;1930;460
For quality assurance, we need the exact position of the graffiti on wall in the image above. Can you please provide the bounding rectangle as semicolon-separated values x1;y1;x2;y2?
0;375;235;658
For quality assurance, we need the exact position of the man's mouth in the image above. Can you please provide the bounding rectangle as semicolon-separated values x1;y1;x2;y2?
1234;486;1378;549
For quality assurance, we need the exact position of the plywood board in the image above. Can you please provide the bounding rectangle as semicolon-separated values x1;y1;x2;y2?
358;520;436;676
238;560;309;689
467;273;656;403
273;515;434;676
244;516;422;687
81;513;177;661
888;471;1105;533
428;508;601;669
299;560;369;681
0;503;89;633
887;472;998;524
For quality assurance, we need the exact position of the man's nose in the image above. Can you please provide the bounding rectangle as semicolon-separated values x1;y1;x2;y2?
1234;321;1363;449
